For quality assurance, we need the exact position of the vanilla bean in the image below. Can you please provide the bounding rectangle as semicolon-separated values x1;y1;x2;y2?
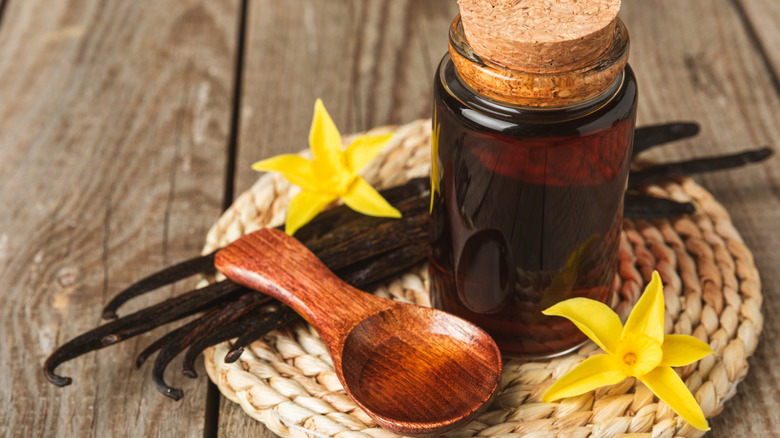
184;305;297;373
629;147;773;186
134;293;273;369
295;177;428;245
182;317;256;375
102;251;218;320
223;307;298;363
313;197;429;271
297;181;428;256
135;325;189;370
339;242;429;288
633;122;700;156
148;293;270;400
44;280;245;386
100;178;429;320
624;193;695;218
46;186;430;390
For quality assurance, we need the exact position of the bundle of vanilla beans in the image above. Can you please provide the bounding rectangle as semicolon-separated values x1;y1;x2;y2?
44;122;771;400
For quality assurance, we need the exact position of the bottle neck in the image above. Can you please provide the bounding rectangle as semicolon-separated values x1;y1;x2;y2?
449;15;630;108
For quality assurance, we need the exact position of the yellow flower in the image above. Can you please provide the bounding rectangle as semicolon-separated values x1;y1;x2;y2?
252;99;401;235
542;271;713;431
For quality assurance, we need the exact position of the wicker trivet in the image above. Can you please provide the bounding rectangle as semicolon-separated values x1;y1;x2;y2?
202;119;762;438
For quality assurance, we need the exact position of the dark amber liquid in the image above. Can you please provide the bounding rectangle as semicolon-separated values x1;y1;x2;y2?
429;55;638;358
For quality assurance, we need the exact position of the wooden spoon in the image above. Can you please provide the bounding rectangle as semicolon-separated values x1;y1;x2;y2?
215;228;502;436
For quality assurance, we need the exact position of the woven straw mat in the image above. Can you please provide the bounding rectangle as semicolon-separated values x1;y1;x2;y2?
201;119;763;438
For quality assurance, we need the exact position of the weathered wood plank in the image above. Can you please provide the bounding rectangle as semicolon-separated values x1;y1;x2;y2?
0;0;238;436
737;0;780;83
622;1;780;436
218;0;458;436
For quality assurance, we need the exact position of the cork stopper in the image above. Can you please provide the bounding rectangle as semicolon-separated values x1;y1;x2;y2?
449;0;629;107
458;0;621;72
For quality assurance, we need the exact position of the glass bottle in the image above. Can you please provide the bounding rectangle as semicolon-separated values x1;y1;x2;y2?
429;6;638;358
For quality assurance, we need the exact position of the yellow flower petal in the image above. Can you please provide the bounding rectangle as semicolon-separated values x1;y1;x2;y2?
344;133;394;174
639;366;710;431
252;154;321;191
542;354;626;402
542;298;623;355
430;120;441;213
623;270;665;345
660;334;713;367
284;190;339;236
309;99;344;171
342;177;402;218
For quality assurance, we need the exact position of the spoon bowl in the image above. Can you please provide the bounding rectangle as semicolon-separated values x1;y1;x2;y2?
341;305;499;431
215;228;502;436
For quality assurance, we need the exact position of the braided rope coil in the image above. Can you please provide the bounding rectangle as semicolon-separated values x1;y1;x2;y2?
202;119;762;438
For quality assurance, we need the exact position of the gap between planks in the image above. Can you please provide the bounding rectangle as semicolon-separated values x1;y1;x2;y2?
206;0;251;437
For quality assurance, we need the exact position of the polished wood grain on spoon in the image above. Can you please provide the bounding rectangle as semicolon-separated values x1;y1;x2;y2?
214;229;502;436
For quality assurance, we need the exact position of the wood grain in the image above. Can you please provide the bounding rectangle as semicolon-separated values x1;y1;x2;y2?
737;0;780;84
0;0;238;436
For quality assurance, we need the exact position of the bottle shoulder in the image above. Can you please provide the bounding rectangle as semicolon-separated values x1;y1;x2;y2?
434;54;638;137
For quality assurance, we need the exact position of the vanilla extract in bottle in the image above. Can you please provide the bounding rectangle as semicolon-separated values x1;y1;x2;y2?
429;0;638;358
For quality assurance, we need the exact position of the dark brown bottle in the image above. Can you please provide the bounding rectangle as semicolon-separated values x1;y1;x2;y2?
429;4;637;358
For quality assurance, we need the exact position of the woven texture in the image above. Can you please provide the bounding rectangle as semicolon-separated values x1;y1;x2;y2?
202;119;762;438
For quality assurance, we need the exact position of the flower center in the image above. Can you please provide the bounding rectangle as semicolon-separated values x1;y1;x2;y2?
615;333;663;377
313;159;355;194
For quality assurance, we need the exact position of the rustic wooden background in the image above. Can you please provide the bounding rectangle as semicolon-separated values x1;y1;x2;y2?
1;0;778;436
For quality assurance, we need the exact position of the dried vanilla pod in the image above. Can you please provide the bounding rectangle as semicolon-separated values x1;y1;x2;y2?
44;178;431;390
629;147;773;186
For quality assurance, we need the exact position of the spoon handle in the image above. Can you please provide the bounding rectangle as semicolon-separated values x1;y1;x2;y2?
214;228;393;345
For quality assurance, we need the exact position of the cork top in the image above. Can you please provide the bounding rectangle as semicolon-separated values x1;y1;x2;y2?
458;0;621;72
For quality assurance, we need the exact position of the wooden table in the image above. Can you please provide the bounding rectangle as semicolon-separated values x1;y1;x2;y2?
1;1;778;436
